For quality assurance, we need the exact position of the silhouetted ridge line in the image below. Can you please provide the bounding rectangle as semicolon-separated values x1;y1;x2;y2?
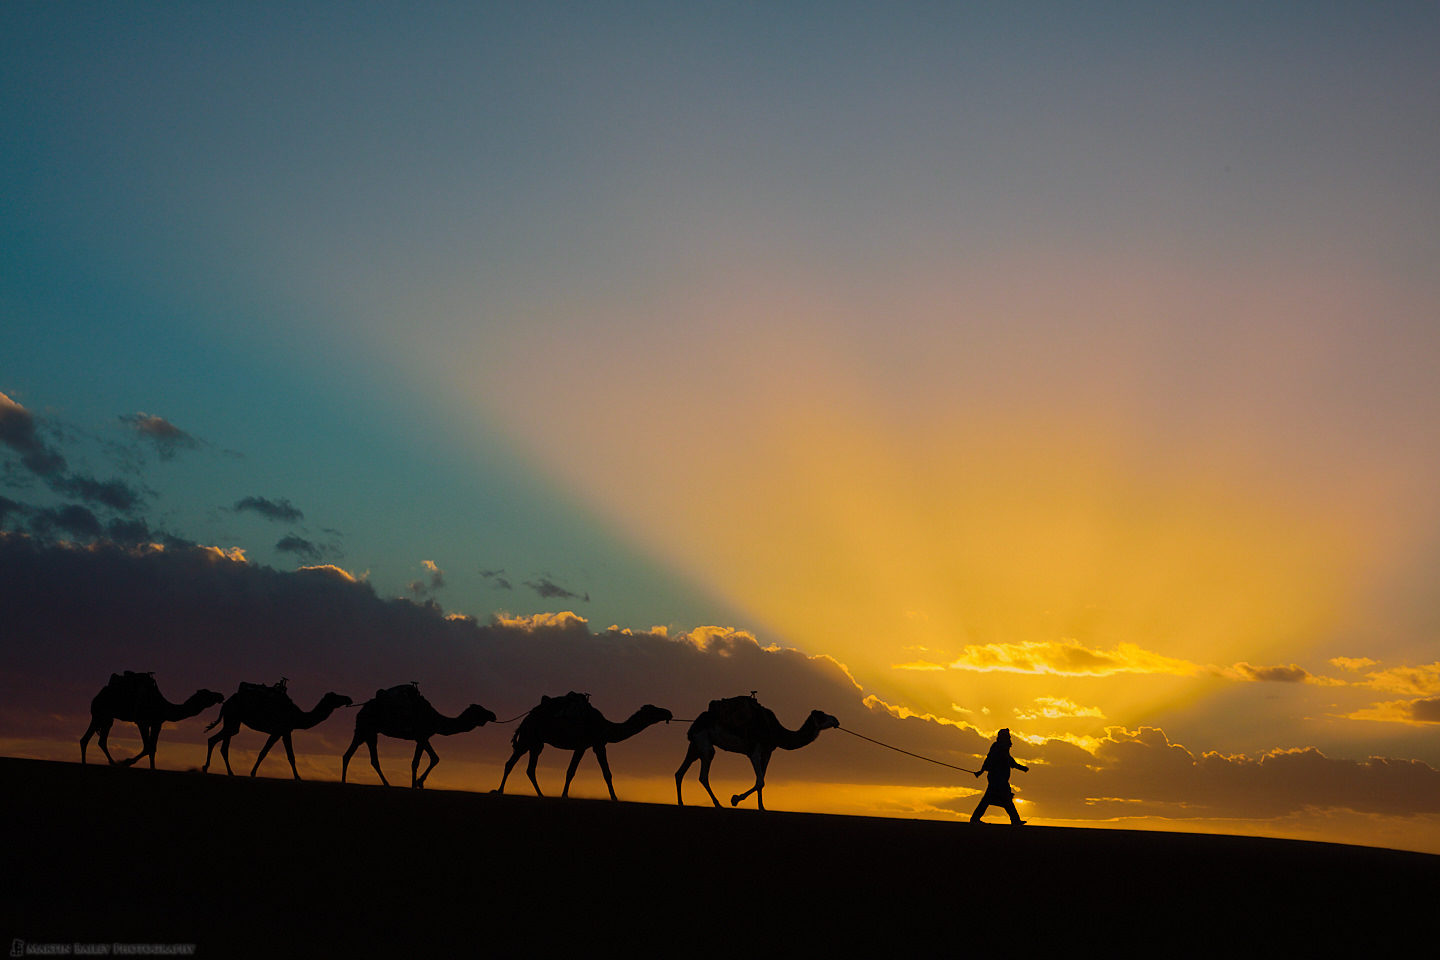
838;725;979;774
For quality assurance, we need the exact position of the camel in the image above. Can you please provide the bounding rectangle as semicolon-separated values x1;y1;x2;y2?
341;683;496;788
675;694;838;810
497;692;673;800
202;679;352;779
80;671;224;768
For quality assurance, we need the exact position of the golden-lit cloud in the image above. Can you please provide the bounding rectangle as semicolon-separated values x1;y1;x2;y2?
917;640;1200;677
1015;697;1105;721
201;545;248;564
296;562;358;581
1358;662;1440;696
493;610;588;632
1330;656;1379;672
1343;698;1440;726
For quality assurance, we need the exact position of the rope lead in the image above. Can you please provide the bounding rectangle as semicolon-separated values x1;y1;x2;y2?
838;726;979;775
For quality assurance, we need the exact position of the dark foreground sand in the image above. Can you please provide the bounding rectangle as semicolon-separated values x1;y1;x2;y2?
4;757;1436;958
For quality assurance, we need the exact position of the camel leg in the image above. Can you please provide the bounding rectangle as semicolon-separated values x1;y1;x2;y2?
731;750;768;809
561;748;587;798
497;745;524;794
593;743;618;801
340;733;362;782
251;733;280;777
367;737;389;786
83;717;114;764
415;741;440;789
525;746;545;797
116;723;146;767
203;728;226;773
120;723;156;768
219;732;235;775
95;720;118;764
141;723;160;769
696;749;722;808
80;719;98;764
282;733;300;780
674;742;701;805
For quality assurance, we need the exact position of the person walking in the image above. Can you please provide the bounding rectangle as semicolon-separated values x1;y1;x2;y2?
970;728;1028;825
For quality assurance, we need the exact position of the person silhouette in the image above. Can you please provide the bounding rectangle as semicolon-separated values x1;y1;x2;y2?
970;728;1028;825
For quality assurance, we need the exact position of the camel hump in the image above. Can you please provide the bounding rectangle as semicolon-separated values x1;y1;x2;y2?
111;669;157;689
239;678;287;697
374;683;430;722
533;691;593;723
706;694;767;731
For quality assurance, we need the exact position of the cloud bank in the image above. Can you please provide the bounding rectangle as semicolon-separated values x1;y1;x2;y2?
3;531;1439;851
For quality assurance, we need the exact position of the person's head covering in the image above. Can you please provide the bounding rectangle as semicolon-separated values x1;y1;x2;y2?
997;728;1011;744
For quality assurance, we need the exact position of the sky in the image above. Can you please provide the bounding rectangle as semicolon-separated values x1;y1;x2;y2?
3;3;1440;853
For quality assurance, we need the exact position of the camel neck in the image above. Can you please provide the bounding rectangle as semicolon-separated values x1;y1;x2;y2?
292;698;337;730
434;713;475;736
776;718;821;751
602;711;655;743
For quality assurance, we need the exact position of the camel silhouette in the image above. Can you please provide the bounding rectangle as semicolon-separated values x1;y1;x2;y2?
497;692;672;800
202;679;352;779
341;683;496;788
80;671;223;768
676;694;838;810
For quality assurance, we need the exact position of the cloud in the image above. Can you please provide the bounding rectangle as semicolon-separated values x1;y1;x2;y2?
48;474;143;512
408;560;446;597
937;640;1200;677
942;725;1440;822
119;413;200;460
1343;698;1440;726
232;496;305;524
0;495;24;528
479;568;512;591
524;576;589;603
1331;657;1379;672
4;532;1439;839
1014;697;1105;721
295;562;360;582
2;392;144;514
276;534;322;562
0;390;67;477
1220;661;1338;684
1357;663;1440;697
30;505;104;539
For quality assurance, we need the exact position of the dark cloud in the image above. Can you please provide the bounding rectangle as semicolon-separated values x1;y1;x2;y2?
276;534;322;562
409;560;445;597
105;517;152;545
233;496;304;524
524;576;589;603
119;413;199;460
0;496;149;544
31;505;104;539
1411;699;1440;723
2;393;145;515
479;568;512;591
49;474;143;512
0;391;67;477
0;495;26;528
1228;662;1313;683
3;533;1439;828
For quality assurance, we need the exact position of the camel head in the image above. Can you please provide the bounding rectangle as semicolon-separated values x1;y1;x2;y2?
460;704;498;728
809;709;840;732
319;692;354;711
191;689;226;711
634;704;674;726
